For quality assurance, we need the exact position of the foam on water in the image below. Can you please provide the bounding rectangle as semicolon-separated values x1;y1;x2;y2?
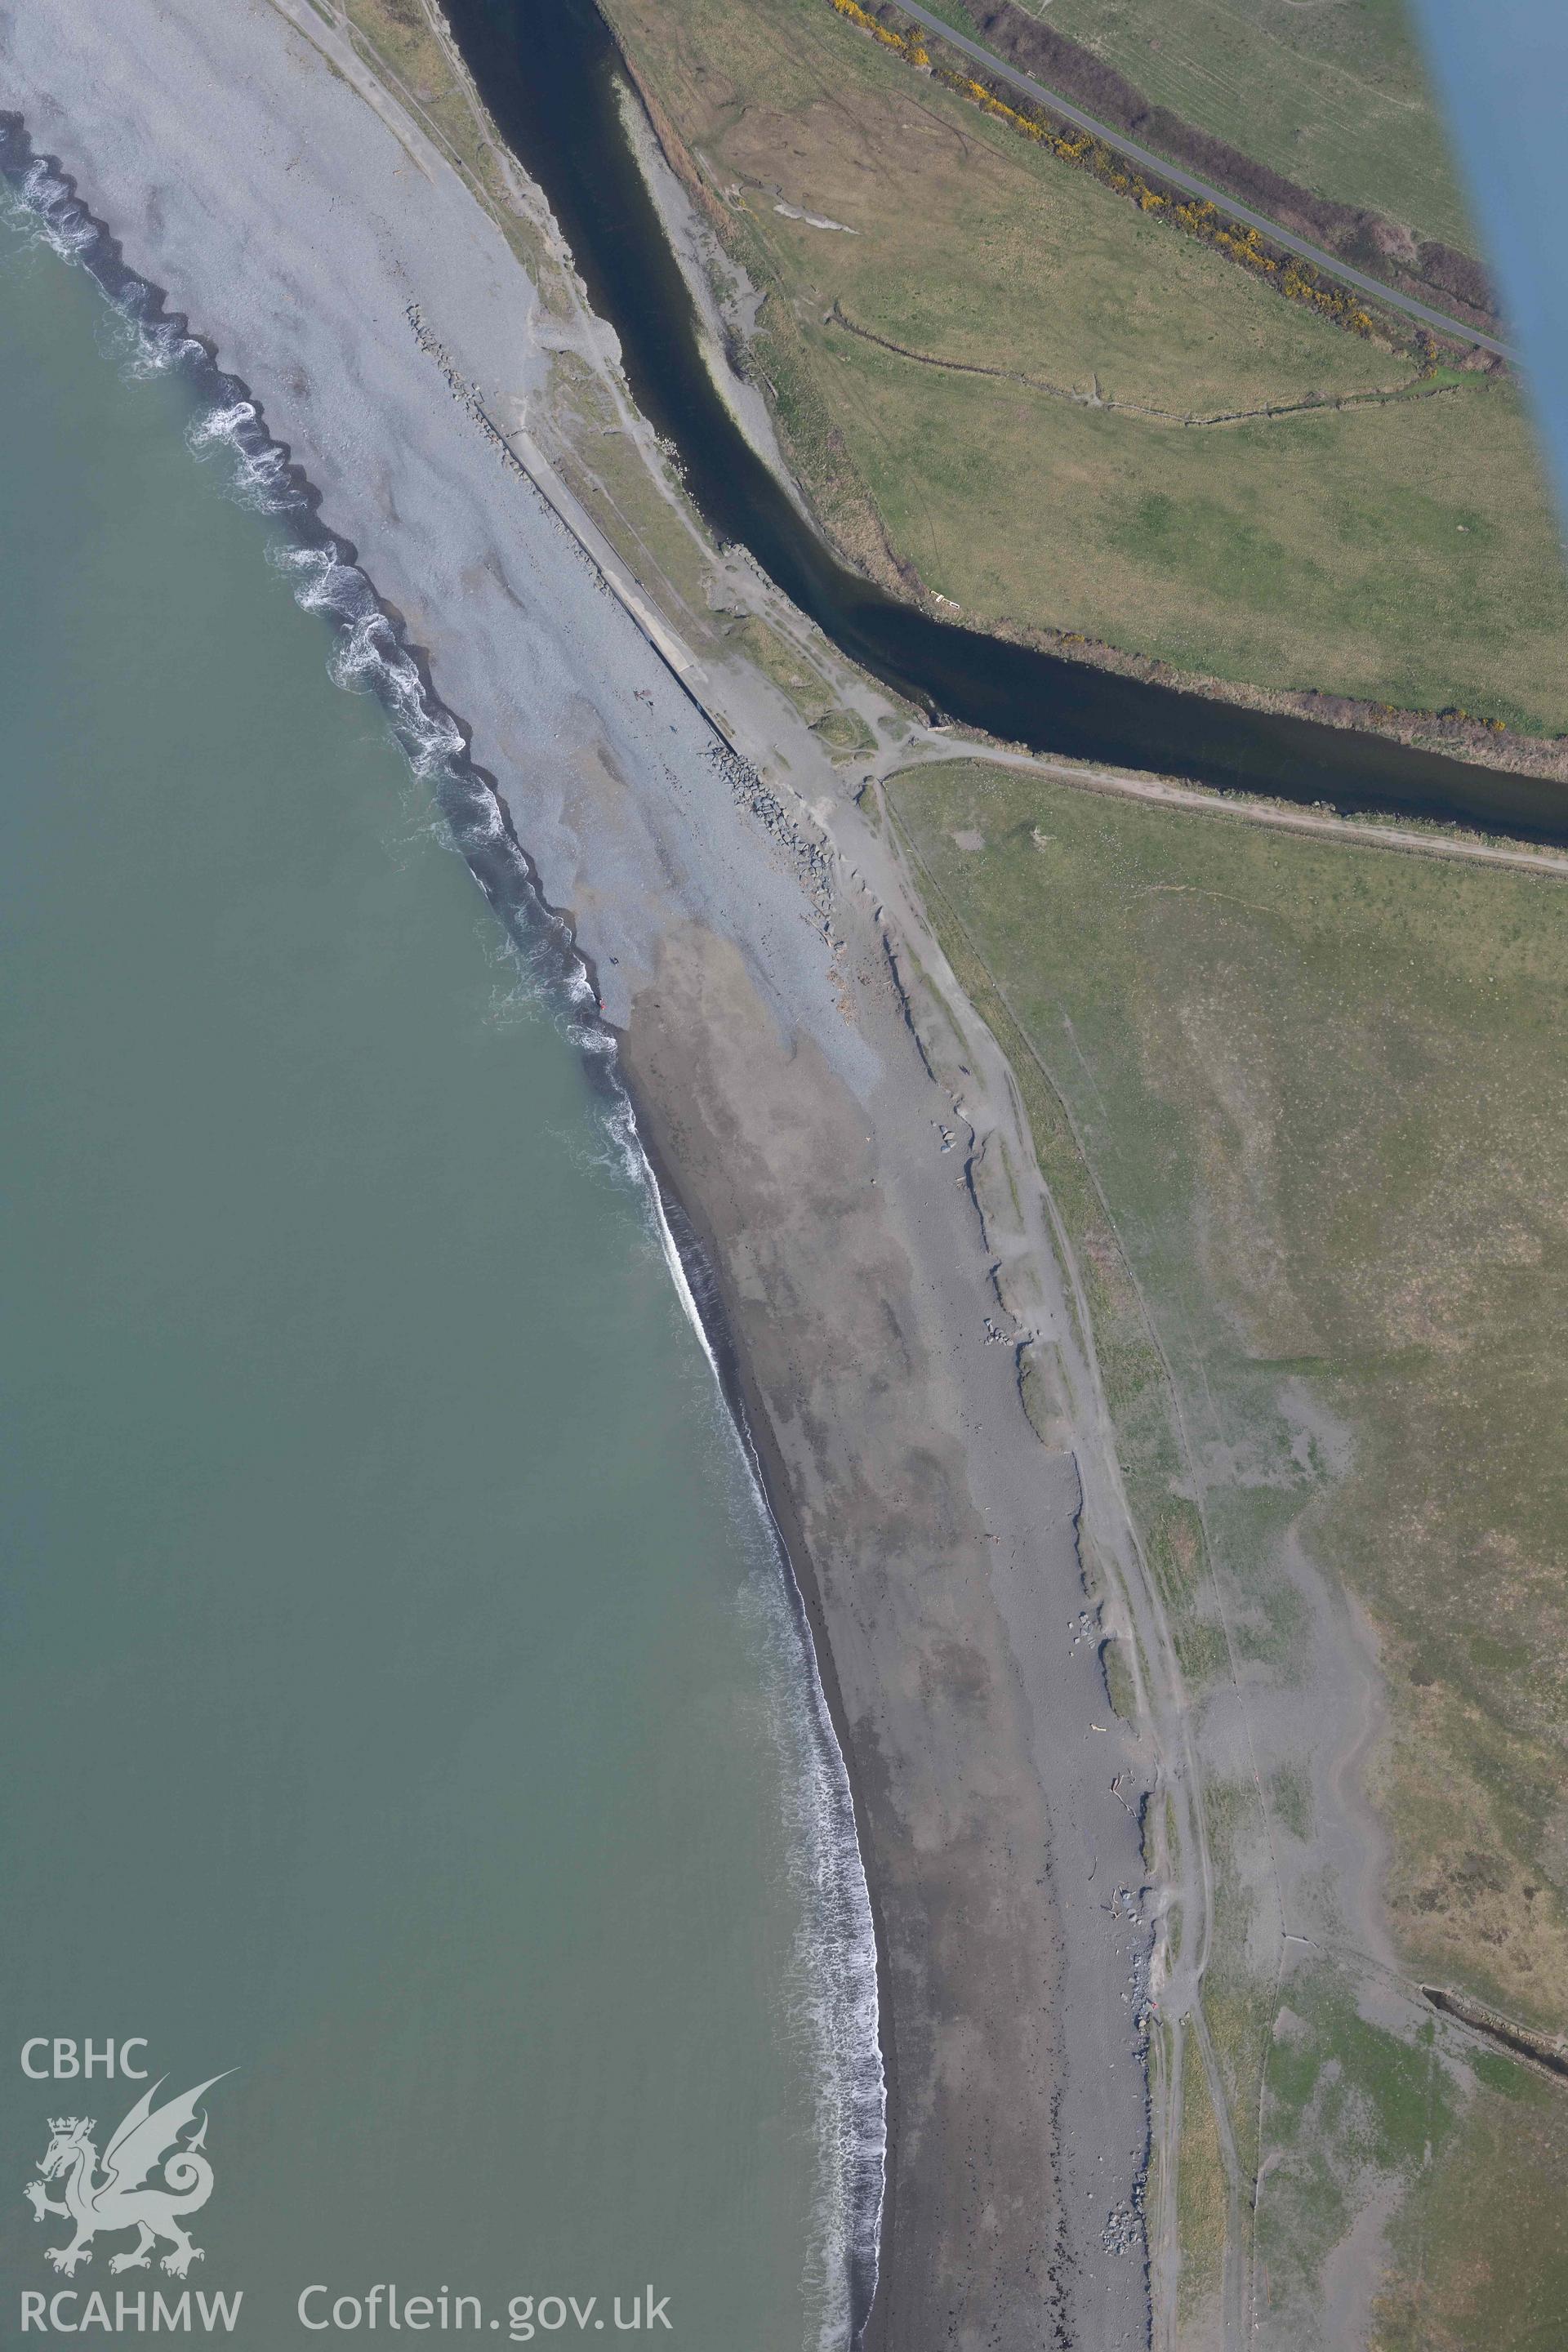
640;1152;886;2352
1;113;886;2349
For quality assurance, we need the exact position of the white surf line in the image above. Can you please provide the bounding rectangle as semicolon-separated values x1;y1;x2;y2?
628;1105;888;2352
3;136;885;2340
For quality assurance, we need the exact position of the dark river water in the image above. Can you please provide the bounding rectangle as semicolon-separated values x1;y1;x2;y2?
444;0;1568;845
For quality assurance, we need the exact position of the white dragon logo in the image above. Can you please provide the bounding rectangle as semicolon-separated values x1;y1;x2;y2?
24;2075;230;2278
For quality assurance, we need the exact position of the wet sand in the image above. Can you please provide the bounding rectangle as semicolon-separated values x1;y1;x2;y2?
2;2;1152;2341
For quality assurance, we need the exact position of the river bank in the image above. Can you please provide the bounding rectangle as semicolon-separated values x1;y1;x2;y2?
607;24;1568;799
1;4;1153;2346
477;0;1568;835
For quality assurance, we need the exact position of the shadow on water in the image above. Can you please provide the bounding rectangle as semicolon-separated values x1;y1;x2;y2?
444;0;1568;846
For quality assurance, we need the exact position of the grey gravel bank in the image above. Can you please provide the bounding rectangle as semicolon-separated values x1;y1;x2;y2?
0;2;1153;2343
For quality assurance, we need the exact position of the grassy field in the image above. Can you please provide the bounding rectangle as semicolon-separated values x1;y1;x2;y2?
1371;2060;1568;2350
1041;0;1476;252
887;757;1568;2336
1175;2044;1227;2326
603;0;1568;733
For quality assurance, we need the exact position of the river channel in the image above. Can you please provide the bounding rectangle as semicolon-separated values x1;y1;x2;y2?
443;0;1568;845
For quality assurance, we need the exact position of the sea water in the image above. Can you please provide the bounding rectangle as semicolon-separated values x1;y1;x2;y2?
0;157;879;2348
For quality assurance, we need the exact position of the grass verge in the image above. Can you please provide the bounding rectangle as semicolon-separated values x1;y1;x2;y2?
1040;0;1472;250
887;755;1568;2336
599;0;1568;731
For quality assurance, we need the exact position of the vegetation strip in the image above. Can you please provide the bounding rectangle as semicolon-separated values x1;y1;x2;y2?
827;301;1457;428
591;0;1568;752
832;0;1514;358
958;755;1568;880
969;0;1491;323
826;0;1390;342
891;757;1568;2341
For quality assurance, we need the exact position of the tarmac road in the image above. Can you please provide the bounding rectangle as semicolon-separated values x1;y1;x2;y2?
893;0;1517;361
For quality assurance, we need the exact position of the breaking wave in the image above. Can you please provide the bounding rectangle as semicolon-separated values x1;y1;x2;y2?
1;111;886;2350
643;1178;885;2351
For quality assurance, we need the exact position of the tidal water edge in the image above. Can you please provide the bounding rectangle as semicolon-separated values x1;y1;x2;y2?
0;153;880;2347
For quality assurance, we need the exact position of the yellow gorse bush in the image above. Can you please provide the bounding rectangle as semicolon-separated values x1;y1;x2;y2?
823;0;1381;341
830;0;928;66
